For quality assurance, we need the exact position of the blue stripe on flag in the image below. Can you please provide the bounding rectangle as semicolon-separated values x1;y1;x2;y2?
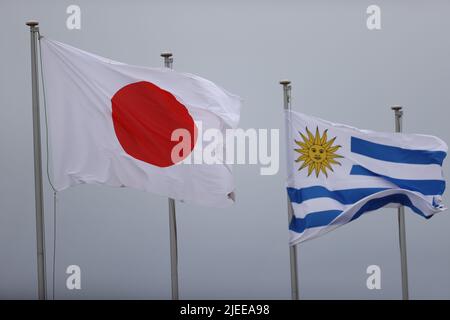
289;210;342;234
289;193;429;234
287;186;388;205
350;193;428;221
350;165;445;196
351;136;446;165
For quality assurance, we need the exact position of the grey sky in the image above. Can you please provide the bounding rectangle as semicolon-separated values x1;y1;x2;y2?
0;0;449;299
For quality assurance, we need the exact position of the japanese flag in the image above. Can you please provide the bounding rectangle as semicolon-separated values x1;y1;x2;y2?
40;38;241;207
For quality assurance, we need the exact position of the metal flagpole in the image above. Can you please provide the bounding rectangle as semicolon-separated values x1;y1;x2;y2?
161;52;179;300
26;20;47;300
391;105;409;300
280;80;299;300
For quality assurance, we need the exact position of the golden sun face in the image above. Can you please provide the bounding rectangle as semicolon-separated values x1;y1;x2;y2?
294;127;343;178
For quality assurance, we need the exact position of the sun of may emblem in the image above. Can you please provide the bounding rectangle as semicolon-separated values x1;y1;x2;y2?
294;127;343;178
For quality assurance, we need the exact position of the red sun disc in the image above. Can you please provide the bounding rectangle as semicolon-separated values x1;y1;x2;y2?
111;81;197;167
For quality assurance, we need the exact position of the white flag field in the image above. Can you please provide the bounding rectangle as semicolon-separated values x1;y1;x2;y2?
286;110;448;245
40;37;241;207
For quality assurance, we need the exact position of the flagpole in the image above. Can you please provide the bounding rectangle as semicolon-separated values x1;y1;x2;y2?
391;105;409;300
280;80;299;300
26;20;47;300
161;52;179;300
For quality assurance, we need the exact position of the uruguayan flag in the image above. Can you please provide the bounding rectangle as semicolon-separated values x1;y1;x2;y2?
286;110;447;245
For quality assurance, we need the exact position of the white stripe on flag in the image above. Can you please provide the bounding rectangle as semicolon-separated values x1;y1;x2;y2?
350;153;444;180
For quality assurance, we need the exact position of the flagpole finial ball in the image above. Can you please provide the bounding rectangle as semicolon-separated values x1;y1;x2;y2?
391;105;403;111
161;52;173;58
279;80;291;85
26;21;39;27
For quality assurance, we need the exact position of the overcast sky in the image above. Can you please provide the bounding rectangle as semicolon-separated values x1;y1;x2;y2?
0;0;449;299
